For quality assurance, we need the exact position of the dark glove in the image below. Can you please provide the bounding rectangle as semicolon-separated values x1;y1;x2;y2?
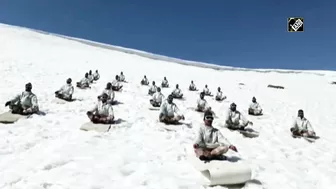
229;145;238;152
5;101;11;107
87;111;93;116
55;91;59;95
193;144;199;148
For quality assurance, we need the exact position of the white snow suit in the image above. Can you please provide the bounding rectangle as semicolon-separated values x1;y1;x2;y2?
10;91;39;112
292;117;314;133
203;87;210;95
141;78;149;85
216;91;226;100
162;79;168;86
172;88;182;96
197;98;209;111
224;109;249;129
90;101;114;119
189;83;196;90
111;79;122;88
249;102;262;114
195;124;231;149
101;88;115;103
119;74;125;82
152;92;164;104
93;72;100;80
149;84;157;94
160;100;181;117
79;77;90;87
57;84;74;99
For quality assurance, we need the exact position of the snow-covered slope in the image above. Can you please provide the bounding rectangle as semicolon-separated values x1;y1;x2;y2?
0;23;335;189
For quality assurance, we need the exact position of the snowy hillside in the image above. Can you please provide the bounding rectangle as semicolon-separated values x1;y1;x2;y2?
0;23;336;189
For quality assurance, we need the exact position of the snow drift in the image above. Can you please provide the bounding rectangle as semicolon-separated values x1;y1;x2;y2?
0;23;336;189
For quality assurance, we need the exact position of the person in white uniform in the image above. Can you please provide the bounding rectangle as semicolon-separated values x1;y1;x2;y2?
150;87;164;107
55;78;74;101
193;111;238;161
248;97;263;115
87;93;114;124
224;103;253;130
290;109;316;137
159;95;185;124
5;82;39;115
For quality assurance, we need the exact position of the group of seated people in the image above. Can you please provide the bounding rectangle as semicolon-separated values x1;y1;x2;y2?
3;70;317;142
76;70;100;89
141;75;169;88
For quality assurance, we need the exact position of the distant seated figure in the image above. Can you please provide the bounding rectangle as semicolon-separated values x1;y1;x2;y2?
98;82;115;104
196;92;210;112
141;75;149;85
148;81;157;95
87;93;114;124
161;76;169;88
55;78;74;101
88;70;94;83
171;84;183;98
93;70;100;81
76;73;90;89
290;109;316;137
150;87;164;107
224;103;252;130
203;85;212;96
5;82;39;115
215;87;226;101
118;71;126;82
159;95;185;124
248;97;262;115
111;75;123;91
189;80;197;91
193;111;238;161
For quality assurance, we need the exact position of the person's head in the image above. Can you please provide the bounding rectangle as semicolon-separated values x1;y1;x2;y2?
203;110;214;126
176;84;179;88
157;87;161;92
101;93;108;103
89;70;92;74
121;71;123;75
25;82;32;92
230;103;237;111
205;84;208;88
85;73;89;78
95;70;98;73
298;109;304;118
218;87;221;91
200;92;205;99
167;94;173;104
152;81;155;85
144;75;147;78
164;77;166;80
66;78;72;84
191;80;193;84
106;82;112;89
115;75;119;80
252;97;256;103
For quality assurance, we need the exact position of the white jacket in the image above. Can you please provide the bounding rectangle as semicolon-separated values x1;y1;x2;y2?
292;117;314;132
224;109;248;126
90;101;114;118
162;79;168;85
112;79;121;87
119;74;125;81
149;85;157;93
203;87;210;94
93;72;100;80
216;91;224;99
152;92;164;103
160;100;181;117
197;98;208;110
249;102;262;111
79;77;90;86
189;83;196;89
195;124;231;149
142;78;149;84
88;75;94;83
101;89;115;102
172;88;182;96
11;91;39;110
58;84;74;99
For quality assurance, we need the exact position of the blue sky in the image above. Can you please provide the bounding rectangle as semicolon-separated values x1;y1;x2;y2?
0;0;335;70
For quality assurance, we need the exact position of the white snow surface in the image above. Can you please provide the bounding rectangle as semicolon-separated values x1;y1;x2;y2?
0;23;336;189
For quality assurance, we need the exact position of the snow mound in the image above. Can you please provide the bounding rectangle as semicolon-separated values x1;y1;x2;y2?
0;23;336;189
